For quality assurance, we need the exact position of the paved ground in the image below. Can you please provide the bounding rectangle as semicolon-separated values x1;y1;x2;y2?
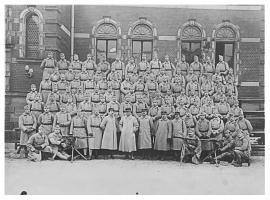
5;155;265;195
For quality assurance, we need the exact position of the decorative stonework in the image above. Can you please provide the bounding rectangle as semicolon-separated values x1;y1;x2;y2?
216;27;236;40
91;16;122;60
127;17;157;57
18;7;44;58
181;26;202;40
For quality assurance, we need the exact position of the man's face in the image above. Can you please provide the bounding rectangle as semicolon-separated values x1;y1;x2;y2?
126;110;131;116
194;56;198;62
109;110;114;116
142;111;147;116
175;113;180;119
39;127;45;135
25;108;30;114
60;106;65;112
48;52;53;58
55;127;61;134
219;55;223;62
87;54;91;59
162;114;166;119
31;85;36;92
74;54;78;60
44;107;49;113
165;56;169;62
60;54;65;60
181;55;186;61
130;58;134;63
142;55;147;61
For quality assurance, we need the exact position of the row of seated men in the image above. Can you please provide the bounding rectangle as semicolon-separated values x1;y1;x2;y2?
18;99;252;167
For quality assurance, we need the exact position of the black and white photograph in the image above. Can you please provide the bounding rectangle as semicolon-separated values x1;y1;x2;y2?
2;1;267;197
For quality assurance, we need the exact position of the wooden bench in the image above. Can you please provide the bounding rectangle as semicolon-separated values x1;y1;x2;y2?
5;128;20;150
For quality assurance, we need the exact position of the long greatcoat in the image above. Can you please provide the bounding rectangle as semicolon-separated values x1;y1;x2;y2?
138;116;153;149
87;114;102;149
119;115;139;152
100;115;117;150
154;118;172;151
171;118;187;150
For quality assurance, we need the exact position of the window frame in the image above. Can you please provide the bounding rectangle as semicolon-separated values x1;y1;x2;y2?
132;39;153;61
96;38;117;63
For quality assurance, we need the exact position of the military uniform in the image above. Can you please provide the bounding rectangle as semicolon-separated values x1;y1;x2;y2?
111;60;125;80
30;100;43;120
162;61;175;79
79;70;90;84
94;71;103;82
45;98;59;116
48;131;70;160
57;58;70;74
70;60;82;74
19;111;37;145
50;70;61;83
181;133;202;164
97;60;110;76
38;112;54;135
79;100;93;119
190;61;203;76
203;60;215;77
216;61;229;77
171;118;187;150
189;104;201;119
133;101;148;119
70;77;82;94
40;57;57;80
83;79;96;97
97;78;108;94
82;58;96;76
195;117;210;138
57;79;70;95
65;102;77;117
120;100;133;118
53;111;71;136
70;114;88;149
39;79;52;103
65;69;75;82
26;91;38;105
237;117;253;136
60;91;74;104
108;80;121;102
150;59;162;76
175;60;189;76
216;101;230;120
87;114;102;149
209;116;224;140
138;115;153;150
154;117;172;151
107;100;120;118
233;133;251;166
138;60;150;76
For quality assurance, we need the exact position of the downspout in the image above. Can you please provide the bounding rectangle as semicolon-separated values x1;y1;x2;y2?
71;5;74;59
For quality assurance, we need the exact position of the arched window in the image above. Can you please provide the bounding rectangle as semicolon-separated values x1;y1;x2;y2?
127;17;158;62
212;20;240;81
177;19;206;64
91;16;121;64
25;13;39;58
19;7;44;58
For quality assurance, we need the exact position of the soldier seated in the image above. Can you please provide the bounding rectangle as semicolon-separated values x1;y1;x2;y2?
48;125;71;161
27;126;53;162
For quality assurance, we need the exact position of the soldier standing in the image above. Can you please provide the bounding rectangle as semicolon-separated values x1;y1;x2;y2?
40;51;57;80
57;53;70;74
70;54;82;74
53;104;71;136
30;94;43;121
125;57;137;78
237;113;253;137
39;73;52;103
138;54;150;76
17;105;37;157
57;74;70;96
111;55;125;80
215;55;229;78
150;52;162;76
175;54;189;76
79;96;93;119
209;113;224;140
190;55;203;77
38;105;54;136
26;84;38;105
97;55;110;77
195;113;210;138
162;55;175;79
82;53;97;76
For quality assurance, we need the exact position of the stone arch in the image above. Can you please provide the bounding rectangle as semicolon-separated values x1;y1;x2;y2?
19;7;45;58
90;16;122;60
177;19;206;60
127;17;158;59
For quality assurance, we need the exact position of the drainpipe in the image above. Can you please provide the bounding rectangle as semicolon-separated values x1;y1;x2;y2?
71;5;74;59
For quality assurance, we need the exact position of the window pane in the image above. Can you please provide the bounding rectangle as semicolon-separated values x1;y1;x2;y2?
26;13;39;58
181;42;190;51
190;42;201;51
143;41;152;52
145;53;152;62
96;40;106;63
224;43;234;67
132;41;141;54
108;40;117;54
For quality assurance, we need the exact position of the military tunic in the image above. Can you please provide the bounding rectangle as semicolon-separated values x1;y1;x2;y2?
87;114;102;149
70;115;88;149
171;118;187;150
53;111;71;136
39;80;52;103
154;118;172;151
40;58;57;80
19;112;37;145
138;115;153;149
38;112;54;135
100;115;117;150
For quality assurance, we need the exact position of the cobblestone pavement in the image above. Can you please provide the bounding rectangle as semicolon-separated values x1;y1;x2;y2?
5;156;264;195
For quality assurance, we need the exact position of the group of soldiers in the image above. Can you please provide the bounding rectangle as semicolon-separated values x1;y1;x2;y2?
17;51;253;167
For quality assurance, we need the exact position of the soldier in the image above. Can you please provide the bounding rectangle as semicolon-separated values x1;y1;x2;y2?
124;56;137;78
111;55;125;80
232;130;251;167
190;55;203;77
181;128;202;165
237;113;253;137
186;75;200;97
138;109;154;159
133;76;145;98
120;94;133;118
97;54;110;77
119;107;139;160
160;96;175;119
157;68;169;84
230;100;243;119
91;86;101;104
183;112;197;133
201;92;213;107
215;130;235;163
87;109;102;159
30;94;44;121
159;78;171;98
150;52;162;76
189;101;201;120
104;86;115;103
188;89;200;107
107;95;120;119
176;89;190;108
17;105;37;157
171;111;187;161
225;68;235;85
60;86;74;105
47;84;60;104
83;77;96;97
148;98;161;140
212;71;225;86
79;65;90;84
154;111;172;160
70;54;82;74
70;73;82;94
57;53;70;74
48;125;71;160
224;114;240;137
171;75;185;99
26;84;38;105
65;97;77;118
200;99;215;120
39;73;52;103
130;69;139;84
50;66;61;84
108;75;121;102
133;95;149;119
162;55;175;79
53;104;71;136
38;105;54;136
212;87;224;105
107;64;121;81
82;53;97;76
225;82;238;97
195;112;210;138
175;101;188;119
27;125;53;162
216;55;229;77
79;96;93;119
97;74;108;94
138;54;150;76
100;108;118;159
94;66;103;82
70;109;89;158
74;86;85;105
97;95;107;119
203;56;215;78
57;74;70;96
200;77;214;97
209;113;224;140
216;97;230;121
65;65;75;82
186;68;196;83
40;51;57;80
175;54;189;76
145;73;159;103
45;94;59;116
226;90;238;107
120;75;133;100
